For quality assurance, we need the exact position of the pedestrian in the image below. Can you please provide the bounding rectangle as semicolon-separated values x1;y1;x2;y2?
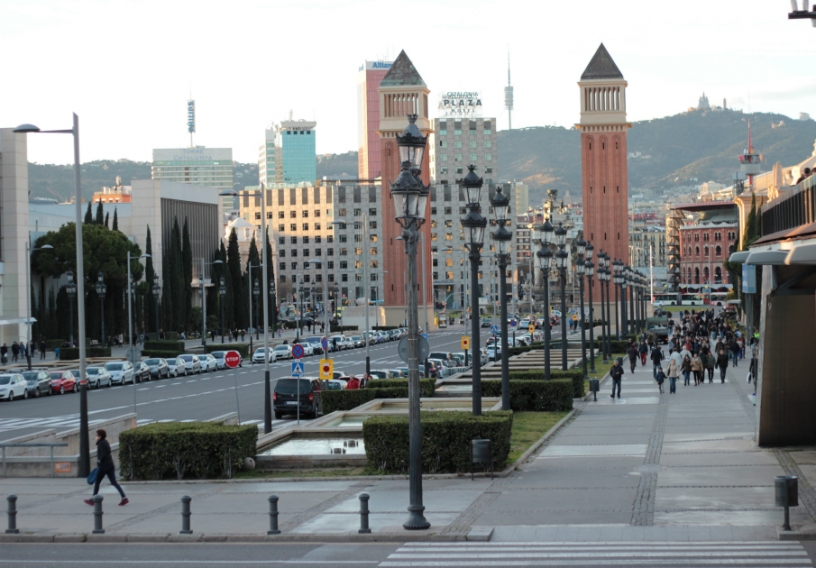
610;357;624;399
11;341;19;362
627;343;638;373
638;340;648;366
655;365;666;394
703;349;715;383
682;354;693;386
716;349;729;383
54;346;60;360
39;340;47;360
84;429;128;507
667;358;679;394
650;344;664;379
691;353;703;386
729;339;740;368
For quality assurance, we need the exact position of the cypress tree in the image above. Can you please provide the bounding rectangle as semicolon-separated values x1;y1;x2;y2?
264;227;277;330
170;218;185;330
84;202;93;224
219;240;234;333
104;212;110;228
112;208;119;232
227;228;245;329
95;201;104;225
182;218;193;330
144;226;156;336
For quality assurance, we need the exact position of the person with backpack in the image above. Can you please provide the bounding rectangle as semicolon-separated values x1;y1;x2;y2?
682;354;693;386
627;343;639;373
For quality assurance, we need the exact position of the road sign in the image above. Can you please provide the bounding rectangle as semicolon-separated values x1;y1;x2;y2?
319;359;333;380
224;350;241;369
461;336;470;350
490;325;498;334
510;320;517;327
291;361;305;376
528;324;535;334
125;347;141;367
321;336;329;351
398;335;430;364
291;344;305;359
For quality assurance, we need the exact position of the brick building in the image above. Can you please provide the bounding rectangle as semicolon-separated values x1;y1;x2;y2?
678;208;738;286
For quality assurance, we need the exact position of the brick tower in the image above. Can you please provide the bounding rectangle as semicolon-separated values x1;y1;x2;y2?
377;50;434;326
577;44;631;301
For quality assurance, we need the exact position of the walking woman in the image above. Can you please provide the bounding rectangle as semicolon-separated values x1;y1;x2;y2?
84;429;128;507
691;353;703;387
667;357;679;394
682;354;693;386
703;348;715;383
716;349;729;383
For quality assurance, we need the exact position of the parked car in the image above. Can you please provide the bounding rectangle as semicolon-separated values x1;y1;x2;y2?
389;369;406;378
451;353;467;367
273;344;293;360
175;354;202;375
395;366;426;379
321;379;345;391
49;370;77;394
144;358;170;379
303;336;326;355
299;342;315;357
329;335;346;351
200;354;218;372
0;374;29;401
481;319;492;328
135;362;151;383
429;351;455;366
487;345;501;361
252;347;278;364
350;335;364;348
165;358;186;377
22;370;52;397
85;366;112;389
105;361;135;385
210;351;228;370
273;377;322;419
368;370;392;379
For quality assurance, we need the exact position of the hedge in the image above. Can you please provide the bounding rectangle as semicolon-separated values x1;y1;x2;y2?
372;325;399;331
363;410;513;474
366;378;435;397
119;421;258;480
508;369;585;398
203;343;250;357
144;340;185;352
330;325;359;332
140;350;180;359
58;346;111;360
481;378;573;412
322;387;407;414
45;339;64;350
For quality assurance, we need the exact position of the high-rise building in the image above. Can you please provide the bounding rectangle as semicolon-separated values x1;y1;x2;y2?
152;147;234;210
259;119;317;187
577;43;631;300
430;116;497;185
357;60;393;180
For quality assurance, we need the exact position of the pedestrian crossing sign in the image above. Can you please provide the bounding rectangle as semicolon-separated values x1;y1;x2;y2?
291;361;305;376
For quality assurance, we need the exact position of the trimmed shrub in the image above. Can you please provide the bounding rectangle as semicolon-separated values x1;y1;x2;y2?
508;370;585;398
322;387;409;414
366;378;435;397
164;332;180;341
59;347;115;361
363;410;513;474
119;421;258;480
203;343;250;357
140;350;181;359
88;347;111;358
372;325;399;331
59;348;79;361
45;339;64;350
481;379;573;412
144;340;185;352
330;325;359;332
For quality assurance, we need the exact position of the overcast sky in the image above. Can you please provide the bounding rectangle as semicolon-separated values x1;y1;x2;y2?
2;0;814;165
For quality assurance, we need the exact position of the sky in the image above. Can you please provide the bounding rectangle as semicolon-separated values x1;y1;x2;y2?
2;0;815;165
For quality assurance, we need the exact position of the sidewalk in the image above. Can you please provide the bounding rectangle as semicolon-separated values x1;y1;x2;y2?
2;351;814;543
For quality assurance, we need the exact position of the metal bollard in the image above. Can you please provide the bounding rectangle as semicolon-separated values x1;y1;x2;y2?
92;495;105;534
180;495;192;534
358;493;371;534
267;495;280;535
6;495;19;534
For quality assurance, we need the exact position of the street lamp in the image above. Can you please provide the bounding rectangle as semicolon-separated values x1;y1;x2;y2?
390;114;430;531
269;279;277;339
575;237;588;381
584;242;596;373
66;271;76;347
95;271;107;346
490;186;512;411
14;116;91;477
199;258;223;346
152;274;161;340
219;277;227;344
535;218;554;381
25;243;53;370
599;252;611;362
555;223;568;370
460;165;487;416
253;278;260;343
626;266;635;336
308;257;330;335
247;262;263;353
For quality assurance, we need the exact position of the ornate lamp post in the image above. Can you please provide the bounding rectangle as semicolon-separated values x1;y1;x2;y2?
490;186;512;411
66;270;76;347
585;243;596;373
575;237;587;380
254;278;260;342
460;165;487;416
612;260;622;338
95;271;107;346
535;219;554;380
600;253;612;361
151;274;160;340
390;114;431;531
555;223;568;370
219;277;226;344
626;266;635;336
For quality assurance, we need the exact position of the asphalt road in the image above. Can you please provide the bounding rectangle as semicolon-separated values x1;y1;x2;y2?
0;325;516;442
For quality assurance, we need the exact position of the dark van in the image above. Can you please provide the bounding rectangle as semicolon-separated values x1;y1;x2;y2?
273;377;322;419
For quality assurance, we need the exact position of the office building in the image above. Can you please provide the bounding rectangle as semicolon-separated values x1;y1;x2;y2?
357;60;393;179
430;116;497;185
510;181;529;214
259;120;317;187
152;147;234;211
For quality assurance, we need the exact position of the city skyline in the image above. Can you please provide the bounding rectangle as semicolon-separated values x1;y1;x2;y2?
2;0;815;166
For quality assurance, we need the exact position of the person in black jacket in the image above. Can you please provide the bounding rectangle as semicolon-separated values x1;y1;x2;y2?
626;345;638;373
610;358;624;399
716;349;730;383
84;429;128;506
650;345;664;379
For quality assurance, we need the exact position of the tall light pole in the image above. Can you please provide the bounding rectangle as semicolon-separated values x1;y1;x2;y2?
219;277;226;344
152;274;161;340
247;262;263;353
627;266;635;336
128;252;151;352
490;186;512;411
95;271;107;346
15;114;90;478
390;114;431;531
555;223;568;370
535;219;554;381
25;243;53;370
199;258;223;347
460;165;487;416
66;271;76;347
585;243;596;373
575;237;588;381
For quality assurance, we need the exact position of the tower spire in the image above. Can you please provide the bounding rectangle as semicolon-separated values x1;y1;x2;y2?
504;52;514;130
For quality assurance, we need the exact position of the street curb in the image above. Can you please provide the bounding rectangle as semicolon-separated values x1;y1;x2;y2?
0;532;469;544
499;408;576;472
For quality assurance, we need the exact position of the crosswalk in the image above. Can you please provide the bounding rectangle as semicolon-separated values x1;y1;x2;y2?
379;542;814;567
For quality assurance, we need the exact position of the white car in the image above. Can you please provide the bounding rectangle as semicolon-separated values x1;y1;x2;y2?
0;374;28;401
252;347;277;364
104;361;135;385
273;344;293;360
200;354;218;372
85;366;112;389
341;337;355;350
176;354;202;375
329;335;346;351
165;358;186;377
300;342;314;357
210;351;228;370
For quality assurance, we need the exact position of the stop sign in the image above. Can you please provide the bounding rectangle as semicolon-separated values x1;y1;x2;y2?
224;350;241;369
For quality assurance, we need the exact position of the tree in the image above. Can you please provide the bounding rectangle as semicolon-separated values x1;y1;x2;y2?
144;226;156;336
84;202;93;224
104;212;109;228
112;208;119;231
169;217;185;330
264;227;277;330
182;218;193;330
227;228;245;329
95;201;104;225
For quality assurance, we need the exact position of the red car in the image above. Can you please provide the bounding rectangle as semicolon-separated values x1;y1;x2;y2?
49;371;77;395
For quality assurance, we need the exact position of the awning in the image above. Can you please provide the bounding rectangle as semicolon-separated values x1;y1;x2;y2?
744;250;789;265
728;251;750;263
785;242;816;265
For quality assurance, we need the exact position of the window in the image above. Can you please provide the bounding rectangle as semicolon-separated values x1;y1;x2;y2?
279;250;286;258
278;224;285;232
279;275;287;283
440;167;448;175
455;154;462;162
456;167;463;175
485;167;493;174
715;245;722;257
439;140;447;148
369;208;377;216
314;222;321;230
695;246;699;256
444;220;453;228
302;223;309;231
439;128;447;136
314;210;321;217
279;262;286;270
694;233;699;242
278;237;285;245
303;236;309;244
302;210;309;218
370;248;377;256
341;274;348;282
703;233;709;242
353;208;361;216
714;232;721;241
290;223;296;231
339;248;348;256
470;153;478;162
290;262;297;270
455;140;463;149
444;207;452;215
369;220;377;229
290;236;297;244
445;233;453;241
327;248;334;256
327;235;334;243
354;234;362;243
290;211;296;218
484;153;492;162
431;207;437;215
704;246;709;257
440;154;447;162
484;140;492;148
339;261;348;269
303;275;310;283
315;248;321;257
291;249;298;257
338;208;346;216
303;249;310;257
315;235;322;243
277;211;284;219
339;234;347;243
354;260;363;269
469;140;477;148
327;261;334;269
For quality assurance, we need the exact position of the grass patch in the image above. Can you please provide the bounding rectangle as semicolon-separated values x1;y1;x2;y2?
508;411;570;463
587;352;626;381
234;467;367;479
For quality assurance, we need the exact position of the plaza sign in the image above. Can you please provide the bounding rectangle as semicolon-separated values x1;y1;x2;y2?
438;91;483;118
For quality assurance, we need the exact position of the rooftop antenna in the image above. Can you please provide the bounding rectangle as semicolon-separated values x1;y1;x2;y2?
504;52;514;130
187;96;195;148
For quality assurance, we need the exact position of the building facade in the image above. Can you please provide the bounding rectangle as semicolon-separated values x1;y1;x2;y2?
429;117;497;186
152;147;233;211
577;44;631;300
629;225;667;268
357;60;393;180
677;209;738;286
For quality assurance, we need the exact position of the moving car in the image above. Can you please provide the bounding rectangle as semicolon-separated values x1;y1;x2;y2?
273;377;322;419
22;370;52;397
487;345;501;362
175;354;202;375
165;358;185;377
0;374;28;401
85;366;112;389
144;358;170;379
49;370;77;394
105;361;135;385
273;344;293;360
252;347;278;364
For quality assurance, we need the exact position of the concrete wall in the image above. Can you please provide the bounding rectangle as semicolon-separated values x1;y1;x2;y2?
756;266;816;446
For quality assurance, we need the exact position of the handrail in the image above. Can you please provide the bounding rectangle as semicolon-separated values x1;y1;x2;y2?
1;442;69;478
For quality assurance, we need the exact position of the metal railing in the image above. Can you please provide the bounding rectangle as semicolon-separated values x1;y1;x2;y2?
1;443;68;478
761;176;816;236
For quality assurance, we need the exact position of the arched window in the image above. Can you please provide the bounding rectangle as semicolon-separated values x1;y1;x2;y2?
704;246;709;257
695;246;700;256
715;245;722;257
704;267;710;282
694;268;700;284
